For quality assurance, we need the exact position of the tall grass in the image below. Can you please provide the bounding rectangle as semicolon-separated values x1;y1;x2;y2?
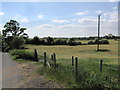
9;49;42;61
38;58;119;88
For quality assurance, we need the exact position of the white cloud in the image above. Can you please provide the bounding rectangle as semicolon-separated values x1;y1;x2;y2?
75;11;87;15
28;16;117;38
58;24;79;28
109;0;118;2
78;18;96;24
38;15;43;19
21;18;29;23
53;19;69;23
77;17;117;25
103;11;117;19
108;19;118;23
37;24;54;28
113;6;117;9
27;12;117;37
0;12;5;16
96;10;103;14
28;24;97;38
14;15;21;19
14;15;29;23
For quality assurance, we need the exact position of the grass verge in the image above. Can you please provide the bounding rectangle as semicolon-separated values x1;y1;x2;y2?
9;49;43;62
37;58;119;88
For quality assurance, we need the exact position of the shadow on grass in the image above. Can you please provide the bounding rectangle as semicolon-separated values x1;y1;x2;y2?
21;47;29;49
95;49;110;52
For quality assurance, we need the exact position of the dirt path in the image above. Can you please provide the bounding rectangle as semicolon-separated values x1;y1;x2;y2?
16;62;65;88
2;53;65;88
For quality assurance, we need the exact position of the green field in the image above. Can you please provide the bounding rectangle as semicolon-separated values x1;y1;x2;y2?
25;40;118;64
23;39;119;88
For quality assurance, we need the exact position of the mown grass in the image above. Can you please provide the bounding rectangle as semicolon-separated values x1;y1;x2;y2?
25;40;118;65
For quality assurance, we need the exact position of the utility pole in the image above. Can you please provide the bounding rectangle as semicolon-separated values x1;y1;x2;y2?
97;14;101;51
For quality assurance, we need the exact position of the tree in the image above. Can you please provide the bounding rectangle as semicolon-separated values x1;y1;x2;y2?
46;36;54;45
54;39;67;45
32;36;40;45
68;38;76;46
10;36;25;49
2;20;28;37
2;20;28;51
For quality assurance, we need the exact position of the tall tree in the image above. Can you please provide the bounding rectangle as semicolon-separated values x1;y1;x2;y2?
2;20;28;51
46;36;54;45
2;20;28;38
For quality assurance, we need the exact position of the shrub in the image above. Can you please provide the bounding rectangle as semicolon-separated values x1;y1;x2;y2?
88;40;109;45
31;36;41;45
75;41;82;45
54;39;67;45
94;39;99;44
68;38;82;46
10;36;25;49
10;50;35;61
25;38;31;44
88;41;95;45
101;40;109;44
40;39;45;45
46;36;54;45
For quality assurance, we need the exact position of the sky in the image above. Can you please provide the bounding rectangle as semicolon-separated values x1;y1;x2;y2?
0;1;118;38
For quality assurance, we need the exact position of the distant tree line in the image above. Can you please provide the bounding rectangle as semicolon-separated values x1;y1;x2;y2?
60;35;120;40
88;39;109;45
26;36;82;46
24;35;120;45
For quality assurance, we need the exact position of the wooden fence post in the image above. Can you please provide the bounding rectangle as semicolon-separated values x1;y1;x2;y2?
100;60;103;72
75;57;78;83
72;56;74;66
53;53;56;69
34;49;38;62
51;54;53;60
44;52;47;66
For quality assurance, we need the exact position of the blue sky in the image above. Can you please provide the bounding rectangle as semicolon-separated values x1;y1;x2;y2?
0;2;118;38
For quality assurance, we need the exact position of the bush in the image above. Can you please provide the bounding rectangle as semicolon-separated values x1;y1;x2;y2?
10;50;35;61
10;36;25;49
25;38;31;44
75;41;82;45
101;40;109;44
68;38;82;46
40;39;45;45
54;39;67;45
31;36;41;45
46;36;54;45
88;41;95;45
88;40;109;45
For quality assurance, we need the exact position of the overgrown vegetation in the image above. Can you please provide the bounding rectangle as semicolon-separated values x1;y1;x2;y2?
38;58;119;88
9;49;42;61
